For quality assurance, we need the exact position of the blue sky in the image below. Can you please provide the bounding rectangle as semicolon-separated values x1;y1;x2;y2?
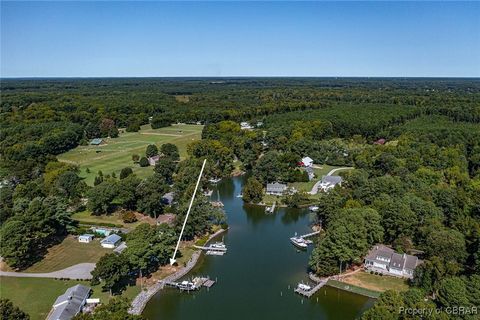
1;1;479;77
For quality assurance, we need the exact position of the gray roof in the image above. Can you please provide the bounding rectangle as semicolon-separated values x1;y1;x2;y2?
101;234;121;245
162;192;174;204
266;182;287;192
365;244;421;272
89;138;103;145
389;253;405;270
321;175;343;185
404;254;420;271
305;167;314;174
365;244;394;261
48;284;90;320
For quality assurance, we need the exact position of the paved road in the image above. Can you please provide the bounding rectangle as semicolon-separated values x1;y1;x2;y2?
308;167;354;195
0;263;95;280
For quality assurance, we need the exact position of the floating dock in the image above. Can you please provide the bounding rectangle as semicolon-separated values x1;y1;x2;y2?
194;245;227;252
206;250;225;256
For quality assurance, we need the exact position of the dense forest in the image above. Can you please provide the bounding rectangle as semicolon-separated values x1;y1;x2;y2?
1;78;480;318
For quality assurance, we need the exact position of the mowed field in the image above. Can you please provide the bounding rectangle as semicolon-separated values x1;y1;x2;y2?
58;124;203;185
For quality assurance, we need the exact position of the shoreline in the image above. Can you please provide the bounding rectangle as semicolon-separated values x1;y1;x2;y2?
128;227;228;315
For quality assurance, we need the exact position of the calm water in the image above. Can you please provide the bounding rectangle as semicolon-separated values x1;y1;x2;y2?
143;177;374;320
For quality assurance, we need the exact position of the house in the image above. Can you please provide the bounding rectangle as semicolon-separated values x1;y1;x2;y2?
47;284;91;320
240;122;253;130
100;234;122;249
148;155;161;166
364;244;422;278
256;121;264;127
266;182;287;196
319;175;343;191
89;138;103;145
305;167;315;181
113;242;127;254
301;156;314;167
374;138;386;145
78;234;94;243
162;192;174;205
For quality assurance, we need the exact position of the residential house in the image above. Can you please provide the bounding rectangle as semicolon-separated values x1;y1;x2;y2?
162;192;174;205
364;244;422;278
301;156;314;167
266;182;287;196
89;138;103;146
305;167;315;181
319;175;343;192
47;284;91;320
78;234;94;243
240;122;253;130
100;234;122;249
113;242;127;254
148;155;161;166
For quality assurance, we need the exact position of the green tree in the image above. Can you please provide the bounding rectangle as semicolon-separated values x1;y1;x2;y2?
87;180;118;214
154;158;176;184
91;253;130;295
119;167;133;180
139;157;149;167
145;144;158;158
160;143;180;161
242;177;263;203
0;298;30;320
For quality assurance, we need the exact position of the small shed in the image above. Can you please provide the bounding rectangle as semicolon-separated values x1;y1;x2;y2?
90;138;103;145
301;156;314;167
100;234;122;249
78;234;94;243
162;192;174;205
148;155;161;166
266;182;287;195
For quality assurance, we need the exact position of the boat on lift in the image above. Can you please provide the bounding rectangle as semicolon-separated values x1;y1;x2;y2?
297;282;312;291
210;242;226;250
290;236;308;249
177;280;196;291
309;206;319;212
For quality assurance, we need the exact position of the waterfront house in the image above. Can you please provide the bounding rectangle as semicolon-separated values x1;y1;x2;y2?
148;155;161;166
301;156;314;167
266;182;287;195
319;175;343;191
47;284;91;320
100;234;122;249
78;234;94;243
89;138;103;146
364;244;422;278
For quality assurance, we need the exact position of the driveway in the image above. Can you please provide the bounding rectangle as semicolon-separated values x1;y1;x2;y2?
0;263;95;280
308;167;354;195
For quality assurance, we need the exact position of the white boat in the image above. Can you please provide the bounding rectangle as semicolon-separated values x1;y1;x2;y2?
208;178;222;184
290;236;308;249
236;193;243;198
265;206;273;213
210;242;226;249
309;206;319;212
297;283;312;291
178;280;196;291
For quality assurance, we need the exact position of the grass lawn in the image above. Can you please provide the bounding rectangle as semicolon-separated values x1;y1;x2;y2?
7;236;112;273
0;277;140;320
340;270;409;293
58;124;203;185
288;164;338;193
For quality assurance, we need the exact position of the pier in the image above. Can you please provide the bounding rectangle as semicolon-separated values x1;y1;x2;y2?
193;245;227;252
299;230;321;239
165;276;217;291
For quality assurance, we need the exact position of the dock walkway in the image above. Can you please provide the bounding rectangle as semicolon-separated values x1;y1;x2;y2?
299;230;321;239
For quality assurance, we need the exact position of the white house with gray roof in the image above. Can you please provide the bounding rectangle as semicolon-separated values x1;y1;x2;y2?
47;284;91;320
364;244;422;278
266;182;287;195
319;175;343;192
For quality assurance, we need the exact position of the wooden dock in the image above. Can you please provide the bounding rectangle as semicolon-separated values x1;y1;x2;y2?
194;245;227;252
299;230;321;239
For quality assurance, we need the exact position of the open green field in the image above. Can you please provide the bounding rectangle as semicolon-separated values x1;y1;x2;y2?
0;277;140;320
58;124;203;185
340;270;409;293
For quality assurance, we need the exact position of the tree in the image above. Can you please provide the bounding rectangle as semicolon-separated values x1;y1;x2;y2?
87;180;118;214
242;177;263;203
119;167;133;180
136;175;169;218
424;228;467;264
436;277;470;308
145;144;158;158
73;297;143;320
126;122;141;133
139;157;149;167
0;298;30;320
121;211;137;223
154;158;176;184
131;154;140;163
117;175;141;210
160;143;180;161
54;171;85;200
91;253;130;294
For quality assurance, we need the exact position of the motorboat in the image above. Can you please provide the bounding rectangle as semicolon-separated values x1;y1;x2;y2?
178;280;196;291
210;242;226;249
309;206;319;212
297;283;312;291
290;236;308;249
